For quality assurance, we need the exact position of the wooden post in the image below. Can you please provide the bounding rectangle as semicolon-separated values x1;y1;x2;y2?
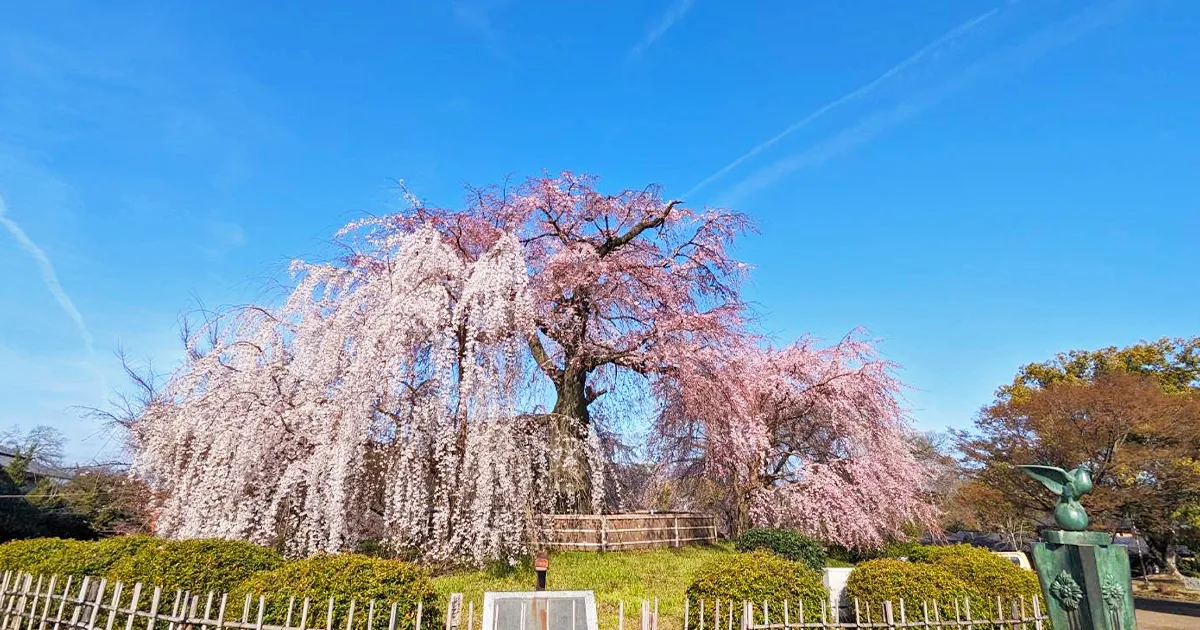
444;594;462;630
145;586;162;630
35;575;57;630
600;516;608;552
50;576;73;630
300;598;312;630
123;583;143;630
103;581;123;630
67;576;90;630
215;593;227;630
86;579;107;630
673;517;680;548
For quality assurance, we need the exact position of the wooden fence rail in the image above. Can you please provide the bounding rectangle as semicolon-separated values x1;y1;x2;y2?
539;513;717;551
1;572;1048;630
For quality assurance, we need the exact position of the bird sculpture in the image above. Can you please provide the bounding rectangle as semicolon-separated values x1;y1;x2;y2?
1016;464;1094;531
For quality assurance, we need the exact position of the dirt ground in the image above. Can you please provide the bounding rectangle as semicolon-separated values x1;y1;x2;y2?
1136;608;1197;629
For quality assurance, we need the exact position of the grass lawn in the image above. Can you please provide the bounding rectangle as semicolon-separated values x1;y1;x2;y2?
432;544;736;630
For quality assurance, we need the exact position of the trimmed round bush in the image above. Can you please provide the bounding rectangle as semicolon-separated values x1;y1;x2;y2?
108;539;283;594
734;528;827;571
686;551;827;620
233;554;439;630
843;559;971;617
0;538;92;576
907;545;1041;607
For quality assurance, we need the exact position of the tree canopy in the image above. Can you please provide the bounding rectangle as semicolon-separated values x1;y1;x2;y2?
126;173;935;560
957;338;1200;573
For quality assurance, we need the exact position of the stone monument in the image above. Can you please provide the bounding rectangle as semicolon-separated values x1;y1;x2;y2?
1018;464;1136;630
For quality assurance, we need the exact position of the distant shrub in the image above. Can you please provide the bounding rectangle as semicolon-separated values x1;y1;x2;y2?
0;538;92;576
734;528;827;570
233;554;438;630
843;559;971;619
686;551;826;620
1180;557;1200;579
108;539;283;594
825;540;921;565
907;545;1041;607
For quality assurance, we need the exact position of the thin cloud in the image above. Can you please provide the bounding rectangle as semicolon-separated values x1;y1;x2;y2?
0;193;94;355
714;0;1132;205
629;0;696;60
685;7;999;199
452;0;513;63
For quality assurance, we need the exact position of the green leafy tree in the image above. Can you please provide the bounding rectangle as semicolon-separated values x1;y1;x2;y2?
58;467;153;535
957;338;1200;575
1001;337;1200;400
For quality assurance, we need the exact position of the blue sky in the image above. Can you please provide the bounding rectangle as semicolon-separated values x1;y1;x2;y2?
1;0;1197;463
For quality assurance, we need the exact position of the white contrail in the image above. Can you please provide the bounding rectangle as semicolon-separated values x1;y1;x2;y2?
0;193;95;355
684;7;999;198
629;0;696;59
715;0;1130;206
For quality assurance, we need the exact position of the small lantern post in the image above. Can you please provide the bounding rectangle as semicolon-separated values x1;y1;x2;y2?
534;551;549;591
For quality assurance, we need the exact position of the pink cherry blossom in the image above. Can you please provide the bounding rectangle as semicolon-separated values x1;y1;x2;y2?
129;173;935;560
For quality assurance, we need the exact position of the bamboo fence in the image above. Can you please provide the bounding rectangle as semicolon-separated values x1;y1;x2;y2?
539;514;717;551
1;571;1052;630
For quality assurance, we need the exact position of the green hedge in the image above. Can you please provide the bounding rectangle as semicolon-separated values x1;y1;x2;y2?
734;528;827;571
907;545;1041;606
686;551;826;620
108;539;284;594
0;538;93;576
0;536;162;578
843;559;971;619
845;546;1043;621
233;554;438;630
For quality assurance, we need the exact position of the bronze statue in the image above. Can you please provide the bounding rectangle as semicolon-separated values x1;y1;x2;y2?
1017;464;1094;531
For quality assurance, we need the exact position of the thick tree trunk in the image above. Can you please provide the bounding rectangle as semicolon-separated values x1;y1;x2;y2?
551;366;591;427
1165;540;1181;577
547;366;596;512
1149;530;1183;577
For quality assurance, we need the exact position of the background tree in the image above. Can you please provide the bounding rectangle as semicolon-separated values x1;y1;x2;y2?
1002;337;1200;399
0;425;94;540
57;466;154;535
957;341;1200;574
1;424;65;481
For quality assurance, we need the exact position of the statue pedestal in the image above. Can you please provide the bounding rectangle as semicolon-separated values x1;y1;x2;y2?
1030;530;1136;630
